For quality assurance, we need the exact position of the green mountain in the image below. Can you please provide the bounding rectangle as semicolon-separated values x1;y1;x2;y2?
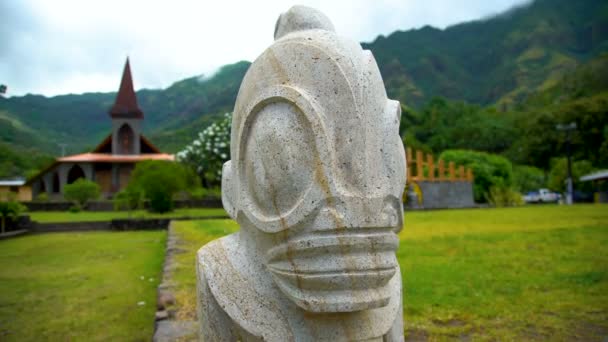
1;0;607;178
363;0;608;109
0;111;54;178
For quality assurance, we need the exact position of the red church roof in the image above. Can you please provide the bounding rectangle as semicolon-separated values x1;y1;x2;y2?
109;58;144;119
58;153;174;163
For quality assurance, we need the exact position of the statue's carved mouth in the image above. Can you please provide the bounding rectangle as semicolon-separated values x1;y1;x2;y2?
265;229;399;312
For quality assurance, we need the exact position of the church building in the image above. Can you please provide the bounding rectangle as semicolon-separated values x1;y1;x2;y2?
27;58;174;199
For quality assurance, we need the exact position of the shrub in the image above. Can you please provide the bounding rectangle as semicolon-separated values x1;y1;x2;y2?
0;195;26;233
439;150;514;202
113;187;144;217
68;205;81;213
189;187;222;200
35;192;49;202
486;186;524;207
63;179;100;209
188;187;207;200
128;161;196;213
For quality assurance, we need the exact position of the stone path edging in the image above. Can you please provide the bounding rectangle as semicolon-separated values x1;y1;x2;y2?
153;221;198;341
0;229;29;240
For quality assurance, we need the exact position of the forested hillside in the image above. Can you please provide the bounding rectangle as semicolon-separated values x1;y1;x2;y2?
400;54;608;170
0;0;607;178
365;0;608;108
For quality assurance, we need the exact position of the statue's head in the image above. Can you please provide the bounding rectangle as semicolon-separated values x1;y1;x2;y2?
221;6;406;313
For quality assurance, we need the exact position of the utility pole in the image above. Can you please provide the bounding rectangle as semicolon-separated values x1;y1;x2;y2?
59;143;68;157
556;122;577;205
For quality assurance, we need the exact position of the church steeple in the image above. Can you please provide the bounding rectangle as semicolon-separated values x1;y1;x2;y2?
109;57;143;119
110;57;143;155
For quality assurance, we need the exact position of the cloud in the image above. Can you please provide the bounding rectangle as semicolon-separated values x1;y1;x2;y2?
0;0;530;96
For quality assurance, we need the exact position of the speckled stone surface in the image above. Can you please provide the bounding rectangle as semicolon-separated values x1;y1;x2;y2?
197;5;406;341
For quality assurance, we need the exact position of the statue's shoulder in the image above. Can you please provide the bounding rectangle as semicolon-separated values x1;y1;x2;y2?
197;233;239;274
196;233;272;341
197;233;250;341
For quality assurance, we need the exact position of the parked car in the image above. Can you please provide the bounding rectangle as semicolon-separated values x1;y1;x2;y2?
523;189;561;203
523;191;540;203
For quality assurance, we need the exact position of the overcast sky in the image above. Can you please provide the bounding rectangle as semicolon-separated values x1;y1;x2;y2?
1;0;530;97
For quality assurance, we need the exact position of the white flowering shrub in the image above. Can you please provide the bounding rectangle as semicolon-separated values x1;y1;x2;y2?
177;113;231;187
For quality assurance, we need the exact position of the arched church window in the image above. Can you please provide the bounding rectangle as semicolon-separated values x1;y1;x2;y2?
118;123;135;154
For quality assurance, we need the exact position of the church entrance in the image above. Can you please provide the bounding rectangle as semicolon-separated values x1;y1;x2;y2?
52;173;60;193
67;165;86;184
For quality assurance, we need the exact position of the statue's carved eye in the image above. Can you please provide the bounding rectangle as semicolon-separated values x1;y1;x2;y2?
242;101;316;219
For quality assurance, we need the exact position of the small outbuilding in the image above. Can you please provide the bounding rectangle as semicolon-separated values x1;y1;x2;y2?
579;170;608;203
26;58;174;200
0;178;31;201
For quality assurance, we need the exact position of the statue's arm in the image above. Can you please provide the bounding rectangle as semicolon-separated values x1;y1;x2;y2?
196;259;237;341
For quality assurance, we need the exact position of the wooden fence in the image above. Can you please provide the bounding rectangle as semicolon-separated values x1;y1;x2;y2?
406;148;473;183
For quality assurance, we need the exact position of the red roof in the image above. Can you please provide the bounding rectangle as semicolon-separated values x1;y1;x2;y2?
25;153;175;185
109;58;144;119
58;153;174;163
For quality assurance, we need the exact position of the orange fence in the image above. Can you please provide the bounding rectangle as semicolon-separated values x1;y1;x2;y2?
406;148;473;183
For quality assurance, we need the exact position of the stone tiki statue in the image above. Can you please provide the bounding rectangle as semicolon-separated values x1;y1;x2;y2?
197;6;406;341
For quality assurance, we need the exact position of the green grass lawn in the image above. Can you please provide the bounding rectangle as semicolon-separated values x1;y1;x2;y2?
168;219;239;322
28;208;228;223
0;231;166;341
170;204;608;340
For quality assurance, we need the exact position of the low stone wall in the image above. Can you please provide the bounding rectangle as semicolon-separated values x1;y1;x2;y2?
1;215;227;240
30;218;172;233
173;199;223;209
22;199;223;212
111;218;171;231
23;202;73;212
31;221;111;233
2;215;32;232
415;181;476;209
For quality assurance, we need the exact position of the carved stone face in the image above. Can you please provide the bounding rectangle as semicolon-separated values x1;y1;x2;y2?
221;6;406;313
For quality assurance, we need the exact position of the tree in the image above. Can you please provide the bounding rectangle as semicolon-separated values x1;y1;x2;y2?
547;158;595;194
400;98;518;155
0;194;26;234
513;165;546;193
177;113;231;187
128;161;197;213
63;179;100;209
439;150;514;202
